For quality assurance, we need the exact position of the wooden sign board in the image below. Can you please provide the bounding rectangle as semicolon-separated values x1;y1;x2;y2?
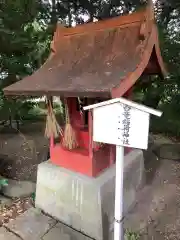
84;97;162;240
84;98;162;150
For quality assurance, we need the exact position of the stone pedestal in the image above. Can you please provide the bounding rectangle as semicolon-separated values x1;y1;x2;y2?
35;149;144;240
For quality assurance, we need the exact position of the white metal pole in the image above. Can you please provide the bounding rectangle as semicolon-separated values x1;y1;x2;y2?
114;145;124;240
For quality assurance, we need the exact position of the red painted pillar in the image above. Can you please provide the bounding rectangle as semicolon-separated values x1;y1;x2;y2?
110;145;115;166
66;97;84;128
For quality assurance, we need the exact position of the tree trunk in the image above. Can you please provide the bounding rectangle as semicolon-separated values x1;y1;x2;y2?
51;0;57;26
15;114;20;131
8;115;12;128
68;1;72;27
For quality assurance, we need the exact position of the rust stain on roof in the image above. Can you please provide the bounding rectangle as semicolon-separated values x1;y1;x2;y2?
3;3;167;97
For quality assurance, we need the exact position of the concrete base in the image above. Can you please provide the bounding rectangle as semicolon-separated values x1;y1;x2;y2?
35;149;144;240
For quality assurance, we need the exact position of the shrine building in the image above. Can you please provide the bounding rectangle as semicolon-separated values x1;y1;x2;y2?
3;1;167;240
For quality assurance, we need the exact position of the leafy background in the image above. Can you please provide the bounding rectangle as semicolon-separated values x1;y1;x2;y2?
0;0;180;136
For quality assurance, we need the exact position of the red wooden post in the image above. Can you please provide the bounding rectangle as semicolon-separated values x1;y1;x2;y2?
110;145;115;166
50;136;54;148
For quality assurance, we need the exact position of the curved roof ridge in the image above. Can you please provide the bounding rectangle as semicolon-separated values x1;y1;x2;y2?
3;2;167;98
52;1;155;43
51;10;146;52
55;10;145;36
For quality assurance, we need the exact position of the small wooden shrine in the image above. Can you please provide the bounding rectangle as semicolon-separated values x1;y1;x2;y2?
3;2;167;178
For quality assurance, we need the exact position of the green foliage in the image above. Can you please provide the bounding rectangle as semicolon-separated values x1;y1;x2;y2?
0;0;180;136
125;229;140;240
0;95;36;122
31;192;36;202
0;178;8;187
0;0;51;124
0;1;50;75
151;101;180;137
133;1;180;137
0;175;8;188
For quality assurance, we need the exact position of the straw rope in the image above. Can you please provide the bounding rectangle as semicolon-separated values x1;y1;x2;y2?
45;99;63;138
62;99;78;150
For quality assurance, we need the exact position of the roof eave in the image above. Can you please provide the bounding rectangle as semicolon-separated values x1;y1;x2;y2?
154;25;168;78
3;89;111;98
111;27;156;98
111;23;167;98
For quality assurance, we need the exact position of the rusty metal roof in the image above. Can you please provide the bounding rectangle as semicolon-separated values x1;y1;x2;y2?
3;4;167;98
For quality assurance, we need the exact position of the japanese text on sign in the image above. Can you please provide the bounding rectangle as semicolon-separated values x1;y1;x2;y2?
117;104;131;145
122;105;131;145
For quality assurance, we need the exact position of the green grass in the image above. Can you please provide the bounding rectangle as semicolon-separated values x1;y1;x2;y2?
125;230;140;240
24;102;64;121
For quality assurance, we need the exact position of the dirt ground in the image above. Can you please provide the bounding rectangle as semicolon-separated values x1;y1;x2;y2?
0;121;49;182
2;125;180;239
125;135;180;239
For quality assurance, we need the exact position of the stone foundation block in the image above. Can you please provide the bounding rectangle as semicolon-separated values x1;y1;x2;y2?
35;149;144;240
